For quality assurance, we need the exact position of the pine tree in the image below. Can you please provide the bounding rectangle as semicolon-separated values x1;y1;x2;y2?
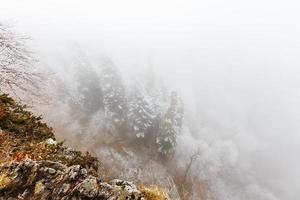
101;58;128;130
143;62;168;141
156;91;184;155
128;87;154;138
73;53;104;125
174;94;184;133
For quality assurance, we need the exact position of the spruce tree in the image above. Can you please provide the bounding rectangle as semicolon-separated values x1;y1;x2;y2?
128;87;154;138
143;63;168;140
156;91;184;155
101;59;128;130
73;53;104;125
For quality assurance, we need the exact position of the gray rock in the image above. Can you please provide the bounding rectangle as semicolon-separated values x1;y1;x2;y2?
66;165;82;180
0;159;144;200
76;177;98;198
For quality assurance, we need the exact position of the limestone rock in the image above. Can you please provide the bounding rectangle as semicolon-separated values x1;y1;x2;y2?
0;159;144;199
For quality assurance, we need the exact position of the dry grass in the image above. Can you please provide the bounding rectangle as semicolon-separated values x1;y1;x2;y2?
0;94;100;175
140;185;171;200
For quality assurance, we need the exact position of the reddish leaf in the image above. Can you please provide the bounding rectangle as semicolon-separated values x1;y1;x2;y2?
14;152;25;162
0;107;6;119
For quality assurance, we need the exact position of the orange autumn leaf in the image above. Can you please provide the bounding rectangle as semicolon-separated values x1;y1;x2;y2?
14;152;26;162
0;107;6;119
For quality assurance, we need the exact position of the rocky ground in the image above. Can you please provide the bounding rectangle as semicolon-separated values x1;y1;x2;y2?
0;94;169;200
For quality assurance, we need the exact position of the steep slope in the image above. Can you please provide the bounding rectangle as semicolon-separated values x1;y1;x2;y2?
0;94;170;200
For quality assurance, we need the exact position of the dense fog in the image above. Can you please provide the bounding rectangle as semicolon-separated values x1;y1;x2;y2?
2;0;300;199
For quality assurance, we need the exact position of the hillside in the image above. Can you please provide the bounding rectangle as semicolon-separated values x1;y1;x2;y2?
0;94;170;200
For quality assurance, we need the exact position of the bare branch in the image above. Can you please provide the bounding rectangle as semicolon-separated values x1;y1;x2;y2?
0;23;50;104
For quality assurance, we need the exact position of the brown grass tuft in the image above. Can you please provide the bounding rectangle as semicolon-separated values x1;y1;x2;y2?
140;185;171;200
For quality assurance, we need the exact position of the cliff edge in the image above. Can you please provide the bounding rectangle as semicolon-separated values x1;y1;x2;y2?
0;94;169;200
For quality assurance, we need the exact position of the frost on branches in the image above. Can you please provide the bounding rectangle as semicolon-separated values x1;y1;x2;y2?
101;59;128;130
0;23;44;100
128;87;155;138
157;91;184;155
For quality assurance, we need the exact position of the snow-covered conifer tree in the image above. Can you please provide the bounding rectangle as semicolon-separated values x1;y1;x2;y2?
156;91;184;155
101;58;128;130
128;87;154;138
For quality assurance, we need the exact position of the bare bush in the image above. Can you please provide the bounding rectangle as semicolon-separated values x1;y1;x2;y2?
0;23;46;101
